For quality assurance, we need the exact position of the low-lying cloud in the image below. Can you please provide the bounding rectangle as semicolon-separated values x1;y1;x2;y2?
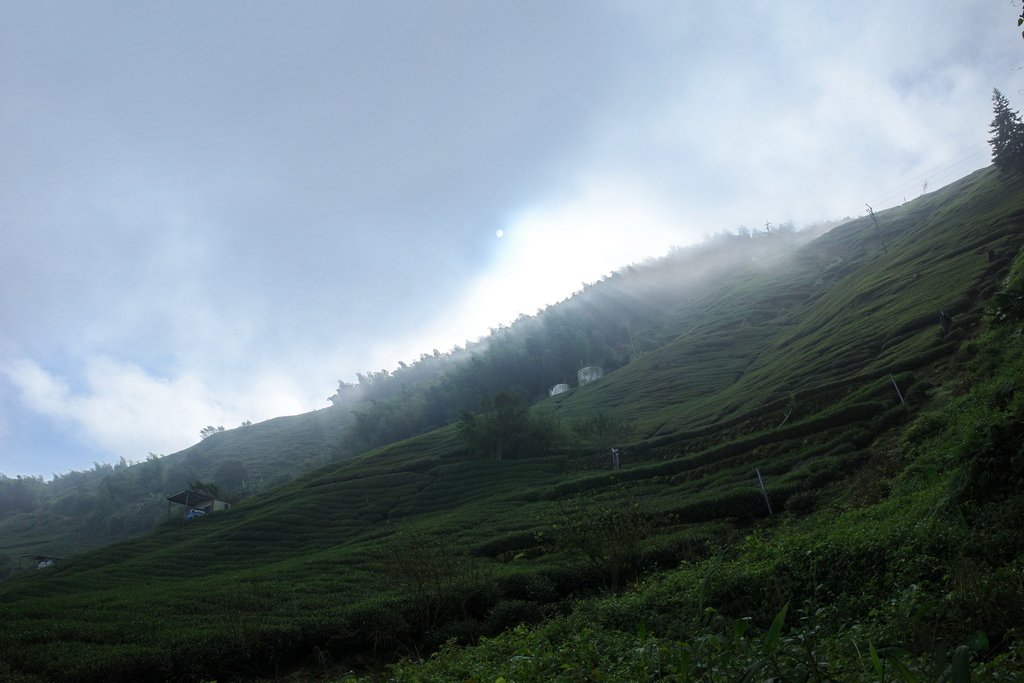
2;356;311;467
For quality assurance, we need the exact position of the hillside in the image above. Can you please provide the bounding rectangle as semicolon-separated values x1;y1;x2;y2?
0;166;1022;681
0;407;353;569
0;214;820;568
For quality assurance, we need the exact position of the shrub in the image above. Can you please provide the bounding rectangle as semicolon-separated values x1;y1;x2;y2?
554;497;652;591
784;489;817;514
486;599;546;632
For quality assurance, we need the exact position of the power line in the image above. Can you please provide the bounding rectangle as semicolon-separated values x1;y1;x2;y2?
838;146;990;221
862;147;988;209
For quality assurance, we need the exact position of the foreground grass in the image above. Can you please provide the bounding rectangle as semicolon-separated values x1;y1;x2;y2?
368;256;1024;682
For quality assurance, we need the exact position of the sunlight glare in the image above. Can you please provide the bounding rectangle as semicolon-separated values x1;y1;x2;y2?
458;182;691;341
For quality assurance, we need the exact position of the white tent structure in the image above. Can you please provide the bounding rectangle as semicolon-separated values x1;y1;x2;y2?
577;366;604;386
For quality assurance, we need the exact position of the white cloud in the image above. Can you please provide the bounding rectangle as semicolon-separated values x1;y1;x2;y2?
2;356;313;461
5;359;72;413
475;179;691;319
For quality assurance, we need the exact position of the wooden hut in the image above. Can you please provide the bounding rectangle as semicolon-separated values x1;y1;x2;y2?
165;489;231;520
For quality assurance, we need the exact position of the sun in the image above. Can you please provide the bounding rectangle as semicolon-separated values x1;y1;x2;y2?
494;229;504;238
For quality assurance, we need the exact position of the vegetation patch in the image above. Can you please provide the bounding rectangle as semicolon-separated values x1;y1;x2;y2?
0;166;1022;680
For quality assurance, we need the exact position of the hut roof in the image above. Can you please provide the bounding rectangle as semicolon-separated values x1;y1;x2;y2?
166;489;216;506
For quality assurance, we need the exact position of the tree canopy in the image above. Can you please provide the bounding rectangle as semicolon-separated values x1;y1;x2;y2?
989;88;1024;175
457;392;561;460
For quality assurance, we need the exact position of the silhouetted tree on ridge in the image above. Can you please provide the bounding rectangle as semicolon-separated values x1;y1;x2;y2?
989;88;1024;175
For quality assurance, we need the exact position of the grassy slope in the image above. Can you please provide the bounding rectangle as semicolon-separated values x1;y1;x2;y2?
0;405;353;562
382;239;1024;682
548;167;1020;434
0;167;1021;682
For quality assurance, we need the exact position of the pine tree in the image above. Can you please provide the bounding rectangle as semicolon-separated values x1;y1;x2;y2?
988;88;1024;174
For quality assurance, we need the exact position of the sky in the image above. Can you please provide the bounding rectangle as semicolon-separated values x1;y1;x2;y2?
1;1;1022;478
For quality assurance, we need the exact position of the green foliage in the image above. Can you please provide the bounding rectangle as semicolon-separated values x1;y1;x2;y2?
571;411;637;453
198;424;225;439
378;602;988;682
986;279;1024;325
554;495;652;591
0;474;44;514
372;527;495;649
989;89;1024;175
186;479;221;498
458;392;563;460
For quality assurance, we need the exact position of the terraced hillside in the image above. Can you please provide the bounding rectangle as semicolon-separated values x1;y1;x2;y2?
0;215;811;570
547;167;1021;434
0;166;1021;682
0;407;354;564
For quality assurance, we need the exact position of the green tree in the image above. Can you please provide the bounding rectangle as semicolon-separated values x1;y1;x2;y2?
989;88;1024;174
0;474;43;515
187;479;221;499
199;425;225;439
555;496;651;591
458;392;561;460
374;527;492;646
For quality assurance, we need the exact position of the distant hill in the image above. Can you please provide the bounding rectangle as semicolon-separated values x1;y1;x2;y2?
0;205;823;567
0;407;352;568
1;165;1022;681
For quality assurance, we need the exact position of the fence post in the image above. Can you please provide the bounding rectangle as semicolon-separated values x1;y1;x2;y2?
756;467;773;516
889;373;906;406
